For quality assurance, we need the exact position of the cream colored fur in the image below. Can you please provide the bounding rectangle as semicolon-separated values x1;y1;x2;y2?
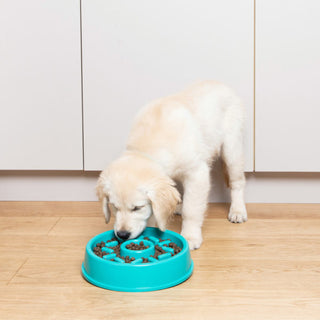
96;81;247;250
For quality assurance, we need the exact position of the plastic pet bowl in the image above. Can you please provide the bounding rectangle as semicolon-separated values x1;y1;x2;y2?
81;227;193;292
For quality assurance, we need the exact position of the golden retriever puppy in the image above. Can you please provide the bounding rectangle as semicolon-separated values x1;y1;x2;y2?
96;81;247;250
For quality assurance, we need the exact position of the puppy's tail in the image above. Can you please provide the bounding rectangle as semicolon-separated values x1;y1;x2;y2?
221;159;230;188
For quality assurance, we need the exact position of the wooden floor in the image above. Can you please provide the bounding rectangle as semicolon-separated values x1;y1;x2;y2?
0;202;320;320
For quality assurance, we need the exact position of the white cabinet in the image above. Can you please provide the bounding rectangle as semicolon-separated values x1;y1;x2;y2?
82;0;254;171
0;0;83;170
256;0;320;172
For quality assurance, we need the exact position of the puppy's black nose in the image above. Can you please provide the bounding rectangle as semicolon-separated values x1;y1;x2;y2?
116;230;131;240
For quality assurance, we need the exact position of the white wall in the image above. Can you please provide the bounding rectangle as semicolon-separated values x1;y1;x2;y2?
1;168;319;203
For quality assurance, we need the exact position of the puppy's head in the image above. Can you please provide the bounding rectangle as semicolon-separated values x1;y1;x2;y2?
96;154;180;240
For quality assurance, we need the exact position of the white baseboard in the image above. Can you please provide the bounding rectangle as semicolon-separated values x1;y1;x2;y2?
209;161;320;203
1;165;320;203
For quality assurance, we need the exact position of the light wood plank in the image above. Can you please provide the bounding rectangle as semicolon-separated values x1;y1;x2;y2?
0;217;59;235
0;286;319;320
0;257;27;282
0;201;101;217
0;235;89;258
8;257;86;287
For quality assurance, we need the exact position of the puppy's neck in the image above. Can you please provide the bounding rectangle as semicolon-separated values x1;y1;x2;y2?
125;148;163;169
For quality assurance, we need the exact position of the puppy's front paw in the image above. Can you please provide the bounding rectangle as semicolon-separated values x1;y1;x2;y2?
228;206;248;223
181;230;202;250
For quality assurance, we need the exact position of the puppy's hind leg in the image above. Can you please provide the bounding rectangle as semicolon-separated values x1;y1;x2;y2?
181;162;210;250
222;125;247;223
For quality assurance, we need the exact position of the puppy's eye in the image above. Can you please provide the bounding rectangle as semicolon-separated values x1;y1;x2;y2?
132;206;143;212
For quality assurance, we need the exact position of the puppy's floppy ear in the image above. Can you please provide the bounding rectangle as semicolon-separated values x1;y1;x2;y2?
96;173;111;224
147;176;181;231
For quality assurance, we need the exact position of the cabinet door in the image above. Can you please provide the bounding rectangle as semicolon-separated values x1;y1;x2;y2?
256;0;320;171
82;0;254;171
0;0;82;170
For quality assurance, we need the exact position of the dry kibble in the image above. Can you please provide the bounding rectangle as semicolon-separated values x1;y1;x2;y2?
125;242;149;250
93;238;181;263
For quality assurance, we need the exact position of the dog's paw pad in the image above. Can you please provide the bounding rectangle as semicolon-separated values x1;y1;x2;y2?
228;208;248;223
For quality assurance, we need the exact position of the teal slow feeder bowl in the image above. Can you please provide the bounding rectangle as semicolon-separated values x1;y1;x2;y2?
81;227;193;292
